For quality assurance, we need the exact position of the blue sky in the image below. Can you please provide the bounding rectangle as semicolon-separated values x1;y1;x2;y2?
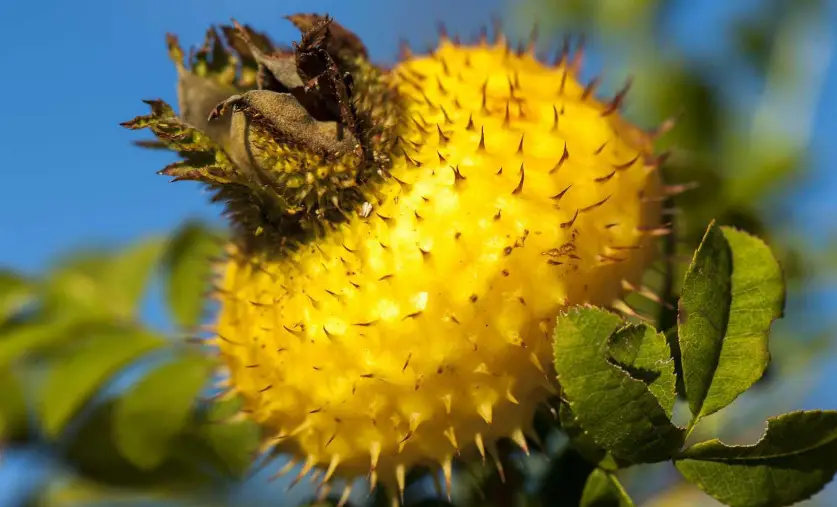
1;0;837;505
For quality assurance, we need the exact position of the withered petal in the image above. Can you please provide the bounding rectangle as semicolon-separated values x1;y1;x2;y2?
211;90;358;157
285;13;368;60
231;19;304;92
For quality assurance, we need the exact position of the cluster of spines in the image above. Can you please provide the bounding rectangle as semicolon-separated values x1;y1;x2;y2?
393;33;686;315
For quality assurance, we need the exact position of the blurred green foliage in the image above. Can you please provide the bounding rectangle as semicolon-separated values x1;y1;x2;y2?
2;1;836;506
0;223;262;506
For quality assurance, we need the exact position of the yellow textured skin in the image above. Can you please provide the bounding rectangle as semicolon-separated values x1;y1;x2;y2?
215;37;664;490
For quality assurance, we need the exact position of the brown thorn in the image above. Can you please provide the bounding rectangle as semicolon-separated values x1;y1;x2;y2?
581;195;612;213
612;299;652;322
216;334;245;346
560;210;579;228
516;133;525;154
581;76;601;101
512;163;525;195
550;143;570;174
601;77;633;116
398;39;412;60
551;184;572;201
437;21;449;41
404;153;422;168
439;56;451;76
282;325;304;337
594;171;616;183
440;105;453;124
571;34;586;73
478;126;486;151
527;22;539;55
555;34;570;66
452;165;467;183
409;119;428;136
664;182;699;196
614;154;640;171
437;124;450;145
491;14;504;45
650;109;684;138
551;104;559;131
638;226;672;237
479;25;489;45
637;283;674;309
648;151;672;168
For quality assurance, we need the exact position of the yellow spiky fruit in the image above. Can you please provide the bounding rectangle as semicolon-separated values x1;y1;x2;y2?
124;15;668;502
214;35;664;495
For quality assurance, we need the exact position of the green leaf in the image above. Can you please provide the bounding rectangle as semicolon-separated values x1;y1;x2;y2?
0;367;29;442
674;410;837;507
0;318;79;367
0;270;34;324
194;398;260;478
64;401;218;491
559;403;626;472
107;237;166;318
114;353;215;469
39;327;166;437
678;222;784;422
31;476;190;507
163;222;224;331
607;324;676;417
42;237;165;321
196;422;260;479
559;403;608;467
580;469;635;507
553;307;685;463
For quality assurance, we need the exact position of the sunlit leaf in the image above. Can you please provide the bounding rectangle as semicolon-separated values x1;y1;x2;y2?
194;396;261;478
162;221;224;331
580;469;634;507
30;476;185;507
39;327;166;437
675;410;837;507
114;352;215;470
42;237;165;321
0;318;79;368
678;222;784;422
559;403;607;467
65;402;219;490
105;237;167;318
0;367;29;442
0;270;34;325
607;324;676;418
553;307;684;463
